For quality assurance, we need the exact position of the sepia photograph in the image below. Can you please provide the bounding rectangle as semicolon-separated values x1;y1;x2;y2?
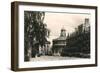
24;11;91;62
11;1;97;71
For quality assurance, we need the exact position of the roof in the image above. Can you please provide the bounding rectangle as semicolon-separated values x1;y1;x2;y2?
53;36;66;41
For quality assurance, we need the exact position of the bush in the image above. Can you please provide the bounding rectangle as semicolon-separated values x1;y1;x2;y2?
24;55;30;61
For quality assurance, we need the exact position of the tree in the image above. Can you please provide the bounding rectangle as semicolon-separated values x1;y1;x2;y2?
24;11;50;61
61;24;90;58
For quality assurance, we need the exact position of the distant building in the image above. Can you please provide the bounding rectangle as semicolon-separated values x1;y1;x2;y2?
74;18;90;34
31;40;51;57
38;40;51;55
52;28;67;56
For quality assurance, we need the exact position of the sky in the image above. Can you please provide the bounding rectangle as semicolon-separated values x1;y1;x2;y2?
43;12;90;46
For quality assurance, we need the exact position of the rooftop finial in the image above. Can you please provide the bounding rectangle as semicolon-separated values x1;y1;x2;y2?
60;25;66;37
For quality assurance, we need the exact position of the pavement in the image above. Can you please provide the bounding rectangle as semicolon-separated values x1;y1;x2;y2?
30;55;82;61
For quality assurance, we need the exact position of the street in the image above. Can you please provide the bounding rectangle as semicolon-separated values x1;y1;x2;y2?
30;55;82;61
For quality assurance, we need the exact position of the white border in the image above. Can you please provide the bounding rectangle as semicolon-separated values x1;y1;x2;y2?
18;5;96;68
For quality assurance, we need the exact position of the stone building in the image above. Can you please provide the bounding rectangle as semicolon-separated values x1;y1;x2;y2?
52;28;67;56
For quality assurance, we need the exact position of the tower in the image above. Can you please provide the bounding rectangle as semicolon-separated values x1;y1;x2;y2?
83;18;90;31
60;28;66;37
52;27;67;56
84;18;90;27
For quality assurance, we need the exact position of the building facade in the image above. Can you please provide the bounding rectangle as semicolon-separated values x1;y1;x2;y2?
52;28;67;56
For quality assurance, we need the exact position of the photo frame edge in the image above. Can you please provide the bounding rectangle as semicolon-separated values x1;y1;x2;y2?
11;1;98;71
